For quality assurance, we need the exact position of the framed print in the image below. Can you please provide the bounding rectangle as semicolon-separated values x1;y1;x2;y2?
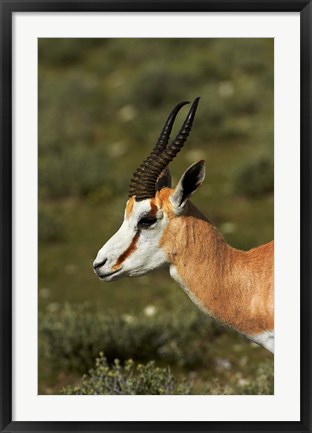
1;1;311;432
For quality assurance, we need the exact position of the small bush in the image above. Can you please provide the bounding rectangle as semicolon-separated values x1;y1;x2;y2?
60;354;273;395
39;304;216;375
61;353;192;395
40;304;273;395
39;208;64;242
234;156;274;197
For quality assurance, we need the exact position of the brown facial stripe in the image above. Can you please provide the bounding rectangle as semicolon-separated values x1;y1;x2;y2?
113;231;140;270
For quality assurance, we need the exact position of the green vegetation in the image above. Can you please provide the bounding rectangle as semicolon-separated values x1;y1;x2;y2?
41;304;273;395
61;354;192;395
39;304;216;374
60;353;273;396
39;207;64;242
38;38;274;395
234;156;274;197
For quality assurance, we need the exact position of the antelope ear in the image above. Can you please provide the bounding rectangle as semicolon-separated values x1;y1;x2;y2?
155;167;172;192
171;160;205;209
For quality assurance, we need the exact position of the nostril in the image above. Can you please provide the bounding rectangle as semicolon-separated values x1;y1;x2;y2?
94;258;107;270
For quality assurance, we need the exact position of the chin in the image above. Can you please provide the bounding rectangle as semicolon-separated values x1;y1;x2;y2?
128;269;149;278
99;270;125;282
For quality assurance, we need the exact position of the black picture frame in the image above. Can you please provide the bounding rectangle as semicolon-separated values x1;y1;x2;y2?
1;1;311;432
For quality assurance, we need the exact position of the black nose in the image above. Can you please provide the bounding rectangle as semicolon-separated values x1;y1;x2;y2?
93;258;107;270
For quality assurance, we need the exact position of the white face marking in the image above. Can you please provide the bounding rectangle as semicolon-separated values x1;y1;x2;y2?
93;199;169;281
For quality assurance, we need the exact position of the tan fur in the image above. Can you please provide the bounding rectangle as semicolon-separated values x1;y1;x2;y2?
125;196;135;219
124;188;273;336
155;191;274;337
149;200;158;216
153;188;176;218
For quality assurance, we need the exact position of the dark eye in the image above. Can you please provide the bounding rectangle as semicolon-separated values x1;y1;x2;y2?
138;217;157;228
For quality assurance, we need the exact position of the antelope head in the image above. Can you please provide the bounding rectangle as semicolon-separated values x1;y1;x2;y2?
93;97;205;281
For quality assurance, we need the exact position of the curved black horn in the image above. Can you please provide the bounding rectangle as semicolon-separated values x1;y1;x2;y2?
134;97;201;201
128;100;189;197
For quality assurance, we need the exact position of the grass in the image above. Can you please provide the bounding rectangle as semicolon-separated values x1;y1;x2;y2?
39;304;273;395
38;38;274;395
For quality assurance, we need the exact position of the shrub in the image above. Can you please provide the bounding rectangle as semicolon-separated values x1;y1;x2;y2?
61;353;192;395
39;303;216;375
40;304;273;396
60;354;273;395
234;156;274;197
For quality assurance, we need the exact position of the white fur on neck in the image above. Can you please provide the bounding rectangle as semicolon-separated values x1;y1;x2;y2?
249;331;274;353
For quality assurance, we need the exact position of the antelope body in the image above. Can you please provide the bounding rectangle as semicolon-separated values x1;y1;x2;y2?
94;98;274;353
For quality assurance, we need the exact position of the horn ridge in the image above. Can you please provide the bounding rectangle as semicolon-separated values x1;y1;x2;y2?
134;97;200;201
154;100;190;154
128;100;190;197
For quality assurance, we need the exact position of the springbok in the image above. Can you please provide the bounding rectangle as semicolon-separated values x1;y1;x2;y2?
93;97;274;353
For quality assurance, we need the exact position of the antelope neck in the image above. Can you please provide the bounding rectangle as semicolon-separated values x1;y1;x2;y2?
160;203;274;337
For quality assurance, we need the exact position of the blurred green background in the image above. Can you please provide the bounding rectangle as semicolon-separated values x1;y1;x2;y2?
38;38;274;395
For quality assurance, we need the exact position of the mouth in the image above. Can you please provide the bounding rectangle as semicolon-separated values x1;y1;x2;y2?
98;268;122;280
